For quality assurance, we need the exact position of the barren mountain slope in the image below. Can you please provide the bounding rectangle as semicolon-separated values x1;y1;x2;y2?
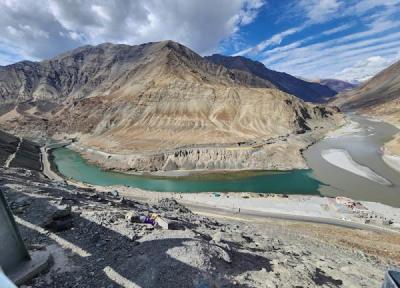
0;41;277;105
332;60;400;158
206;54;337;103
331;59;400;124
0;41;343;172
318;79;357;93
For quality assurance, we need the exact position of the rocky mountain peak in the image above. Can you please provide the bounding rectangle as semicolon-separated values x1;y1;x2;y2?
206;54;337;103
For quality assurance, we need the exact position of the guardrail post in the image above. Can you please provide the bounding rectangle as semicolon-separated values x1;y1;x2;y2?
0;189;30;275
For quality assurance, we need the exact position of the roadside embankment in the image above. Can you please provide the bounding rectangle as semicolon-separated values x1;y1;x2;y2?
72;182;400;234
40;146;65;182
0;129;41;171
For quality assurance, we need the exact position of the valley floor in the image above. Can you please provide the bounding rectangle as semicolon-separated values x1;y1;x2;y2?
41;117;400;232
1;123;400;287
68;121;339;175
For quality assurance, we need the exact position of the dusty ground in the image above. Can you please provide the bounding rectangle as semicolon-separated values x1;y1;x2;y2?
1;167;399;287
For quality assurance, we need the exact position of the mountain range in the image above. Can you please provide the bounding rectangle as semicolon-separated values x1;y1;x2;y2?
0;40;343;172
332;59;400;158
206;54;337;103
317;79;357;93
332;59;400;127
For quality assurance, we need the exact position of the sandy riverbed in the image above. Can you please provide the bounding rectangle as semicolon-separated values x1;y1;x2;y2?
324;119;362;138
321;149;392;186
382;153;400;173
363;114;400;174
382;133;400;173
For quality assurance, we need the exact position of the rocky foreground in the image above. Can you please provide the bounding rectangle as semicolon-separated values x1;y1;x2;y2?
2;167;400;287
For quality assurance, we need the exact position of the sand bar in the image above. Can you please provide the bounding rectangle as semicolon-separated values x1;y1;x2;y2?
382;153;400;173
321;149;391;186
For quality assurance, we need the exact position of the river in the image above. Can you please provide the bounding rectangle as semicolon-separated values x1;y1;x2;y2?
51;115;400;206
304;114;400;206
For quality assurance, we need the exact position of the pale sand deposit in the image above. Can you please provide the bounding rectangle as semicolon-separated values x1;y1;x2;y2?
321;149;392;186
382;132;400;173
382;153;400;173
325;120;362;138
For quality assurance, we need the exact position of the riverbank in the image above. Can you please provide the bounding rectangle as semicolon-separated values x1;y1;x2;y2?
40;146;65;182
40;114;400;231
66;117;343;176
362;114;400;174
382;153;400;173
40;139;400;232
382;133;400;173
55;168;400;234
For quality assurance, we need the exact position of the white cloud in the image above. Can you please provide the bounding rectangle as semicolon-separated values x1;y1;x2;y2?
0;0;265;64
334;55;396;82
264;30;400;69
259;9;400;82
232;0;344;57
233;26;302;56
253;0;400;82
350;0;400;16
321;23;354;35
298;0;342;24
239;0;265;25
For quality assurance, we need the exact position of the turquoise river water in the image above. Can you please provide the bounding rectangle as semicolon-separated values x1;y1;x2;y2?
52;147;322;195
51;115;400;205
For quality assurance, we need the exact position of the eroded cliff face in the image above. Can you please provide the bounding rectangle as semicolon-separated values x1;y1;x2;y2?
71;136;313;172
0;41;344;172
54;85;341;172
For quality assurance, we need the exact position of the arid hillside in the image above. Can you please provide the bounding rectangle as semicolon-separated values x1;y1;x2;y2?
318;79;357;93
331;59;400;158
0;41;343;172
206;54;337;103
332;59;400;127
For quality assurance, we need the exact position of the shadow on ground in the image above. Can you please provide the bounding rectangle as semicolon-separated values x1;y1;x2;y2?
3;180;272;288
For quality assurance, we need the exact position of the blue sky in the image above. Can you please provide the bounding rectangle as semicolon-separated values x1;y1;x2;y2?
0;0;399;82
223;0;400;82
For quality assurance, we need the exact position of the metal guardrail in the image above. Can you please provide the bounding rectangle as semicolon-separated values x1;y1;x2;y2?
0;189;30;275
383;267;400;288
0;269;17;288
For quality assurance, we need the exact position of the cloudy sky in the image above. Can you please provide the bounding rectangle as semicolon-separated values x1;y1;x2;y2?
0;0;399;82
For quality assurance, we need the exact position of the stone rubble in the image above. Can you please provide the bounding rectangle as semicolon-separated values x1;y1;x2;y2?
0;167;397;287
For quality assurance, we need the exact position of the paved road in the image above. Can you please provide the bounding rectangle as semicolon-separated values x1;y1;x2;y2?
117;191;400;235
4;137;22;168
186;203;400;234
